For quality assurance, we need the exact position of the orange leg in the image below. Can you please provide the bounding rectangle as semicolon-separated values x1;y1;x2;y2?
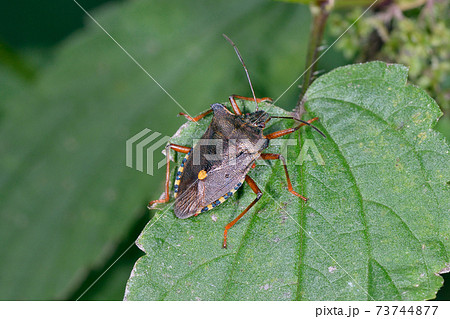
147;143;191;208
223;175;262;248
229;95;273;115
264;117;319;140
178;109;213;122
259;153;307;202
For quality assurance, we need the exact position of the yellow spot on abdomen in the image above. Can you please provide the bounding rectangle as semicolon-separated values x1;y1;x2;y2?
198;170;208;180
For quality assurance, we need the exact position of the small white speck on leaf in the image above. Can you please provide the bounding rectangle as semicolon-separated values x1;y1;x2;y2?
260;284;271;291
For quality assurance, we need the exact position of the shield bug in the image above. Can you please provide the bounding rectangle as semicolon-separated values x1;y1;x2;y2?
148;34;325;248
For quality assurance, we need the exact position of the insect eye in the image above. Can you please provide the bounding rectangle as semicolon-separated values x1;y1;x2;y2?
225;173;230;178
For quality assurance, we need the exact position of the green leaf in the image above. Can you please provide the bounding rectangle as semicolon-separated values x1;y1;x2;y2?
125;62;450;300
0;0;315;300
274;0;314;4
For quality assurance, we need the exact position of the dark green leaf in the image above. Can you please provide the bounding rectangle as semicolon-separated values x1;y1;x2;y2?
0;0;313;300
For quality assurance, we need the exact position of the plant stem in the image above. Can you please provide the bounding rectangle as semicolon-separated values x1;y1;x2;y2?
294;0;333;117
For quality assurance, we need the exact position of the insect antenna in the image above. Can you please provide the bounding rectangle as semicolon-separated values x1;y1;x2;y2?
269;116;327;138
223;34;259;111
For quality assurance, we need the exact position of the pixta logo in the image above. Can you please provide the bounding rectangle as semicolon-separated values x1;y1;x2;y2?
126;129;170;176
126;128;325;176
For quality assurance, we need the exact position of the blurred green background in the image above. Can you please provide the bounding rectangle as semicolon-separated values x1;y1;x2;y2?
0;0;448;300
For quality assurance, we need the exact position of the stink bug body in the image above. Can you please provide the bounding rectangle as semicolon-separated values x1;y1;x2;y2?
148;35;325;248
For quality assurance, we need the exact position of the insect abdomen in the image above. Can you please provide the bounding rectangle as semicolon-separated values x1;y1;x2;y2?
196;180;244;215
173;149;191;198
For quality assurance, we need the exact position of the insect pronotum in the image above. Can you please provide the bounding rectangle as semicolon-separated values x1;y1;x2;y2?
148;34;325;248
